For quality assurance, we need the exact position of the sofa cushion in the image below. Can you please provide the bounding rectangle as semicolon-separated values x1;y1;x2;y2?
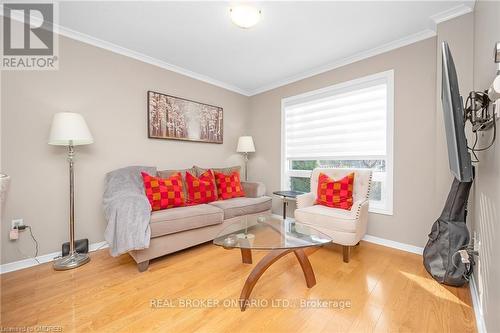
241;181;266;198
150;204;223;238
214;171;245;200
185;170;217;205
194;165;241;194
158;167;196;198
208;196;272;220
294;205;358;233
194;165;241;177
157;167;196;179
141;172;185;211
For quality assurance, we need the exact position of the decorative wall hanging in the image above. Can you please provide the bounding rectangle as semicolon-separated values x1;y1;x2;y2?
148;91;223;143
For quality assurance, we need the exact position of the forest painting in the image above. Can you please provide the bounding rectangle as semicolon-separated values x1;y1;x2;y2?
148;91;223;143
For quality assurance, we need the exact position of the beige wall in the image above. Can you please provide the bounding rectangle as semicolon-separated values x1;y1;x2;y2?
472;1;500;331
1;36;250;264
248;37;439;248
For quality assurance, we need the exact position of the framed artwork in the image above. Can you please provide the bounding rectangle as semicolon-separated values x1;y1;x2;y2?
147;90;223;143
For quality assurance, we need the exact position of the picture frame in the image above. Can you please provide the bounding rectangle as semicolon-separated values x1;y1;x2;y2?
147;90;223;144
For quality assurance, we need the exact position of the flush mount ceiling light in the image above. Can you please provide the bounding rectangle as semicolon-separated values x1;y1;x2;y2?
229;5;261;29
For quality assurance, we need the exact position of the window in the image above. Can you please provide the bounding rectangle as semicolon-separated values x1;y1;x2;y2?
281;71;394;215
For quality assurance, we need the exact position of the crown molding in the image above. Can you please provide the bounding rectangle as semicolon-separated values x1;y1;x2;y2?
248;2;475;96
248;29;436;96
0;9;251;96
1;3;474;97
58;24;436;97
430;3;474;26
55;25;252;96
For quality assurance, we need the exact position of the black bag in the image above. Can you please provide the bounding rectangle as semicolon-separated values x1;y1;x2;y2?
423;177;474;286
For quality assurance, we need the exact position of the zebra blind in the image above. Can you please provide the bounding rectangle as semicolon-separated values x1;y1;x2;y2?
284;81;388;160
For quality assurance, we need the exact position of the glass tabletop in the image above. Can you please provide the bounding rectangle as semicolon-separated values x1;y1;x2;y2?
272;190;305;198
213;214;332;250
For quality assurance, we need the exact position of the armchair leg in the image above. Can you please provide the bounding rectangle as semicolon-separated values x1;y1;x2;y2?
342;246;350;263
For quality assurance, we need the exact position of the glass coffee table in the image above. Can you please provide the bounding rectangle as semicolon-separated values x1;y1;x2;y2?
213;214;332;311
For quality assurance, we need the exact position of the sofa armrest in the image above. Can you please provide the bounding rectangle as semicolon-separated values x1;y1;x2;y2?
242;181;266;198
296;192;315;209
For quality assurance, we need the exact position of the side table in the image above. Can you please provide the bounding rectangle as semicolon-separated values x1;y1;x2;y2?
272;190;305;219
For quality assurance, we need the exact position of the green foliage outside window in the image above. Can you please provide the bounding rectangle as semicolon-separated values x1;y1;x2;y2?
370;181;382;201
291;160;319;171
290;177;311;193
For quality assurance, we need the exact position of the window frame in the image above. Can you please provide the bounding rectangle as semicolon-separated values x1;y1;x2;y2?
280;70;394;215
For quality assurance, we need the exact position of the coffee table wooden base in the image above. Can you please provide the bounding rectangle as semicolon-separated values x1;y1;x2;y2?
239;248;316;311
240;248;252;264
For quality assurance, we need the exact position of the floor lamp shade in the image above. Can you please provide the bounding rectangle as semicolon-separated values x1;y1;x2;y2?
49;112;93;146
49;112;93;271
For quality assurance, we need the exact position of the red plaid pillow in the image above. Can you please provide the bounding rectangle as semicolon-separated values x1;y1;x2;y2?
213;171;245;200
316;172;355;210
141;172;185;211
185;170;217;205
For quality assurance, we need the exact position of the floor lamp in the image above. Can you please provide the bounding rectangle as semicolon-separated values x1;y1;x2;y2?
49;112;94;270
236;136;255;181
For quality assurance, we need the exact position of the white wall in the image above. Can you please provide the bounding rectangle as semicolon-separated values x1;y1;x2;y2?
472;1;500;331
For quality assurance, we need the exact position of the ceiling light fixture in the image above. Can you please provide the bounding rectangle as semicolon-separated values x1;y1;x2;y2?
229;5;261;29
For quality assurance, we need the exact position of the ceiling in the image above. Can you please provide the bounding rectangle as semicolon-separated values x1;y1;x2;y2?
57;1;475;96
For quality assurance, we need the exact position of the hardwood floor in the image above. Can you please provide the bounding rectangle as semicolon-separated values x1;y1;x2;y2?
1;241;476;333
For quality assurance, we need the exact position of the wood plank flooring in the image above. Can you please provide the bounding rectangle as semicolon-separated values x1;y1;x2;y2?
0;241;476;333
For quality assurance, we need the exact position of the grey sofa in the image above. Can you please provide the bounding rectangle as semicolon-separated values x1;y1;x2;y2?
130;181;272;271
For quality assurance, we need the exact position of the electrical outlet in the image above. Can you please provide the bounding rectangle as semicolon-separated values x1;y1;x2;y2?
11;218;24;229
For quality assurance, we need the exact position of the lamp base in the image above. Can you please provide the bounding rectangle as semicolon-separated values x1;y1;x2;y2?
53;252;90;271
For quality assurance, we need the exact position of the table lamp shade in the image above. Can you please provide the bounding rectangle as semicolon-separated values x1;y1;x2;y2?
49;112;94;146
236;136;255;153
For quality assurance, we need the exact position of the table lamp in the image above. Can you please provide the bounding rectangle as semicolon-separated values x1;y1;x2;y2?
49;112;93;270
236;136;255;181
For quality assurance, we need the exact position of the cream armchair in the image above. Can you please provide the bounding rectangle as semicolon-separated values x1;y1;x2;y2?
295;168;372;263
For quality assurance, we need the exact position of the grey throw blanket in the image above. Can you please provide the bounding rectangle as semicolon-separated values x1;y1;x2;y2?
103;166;156;256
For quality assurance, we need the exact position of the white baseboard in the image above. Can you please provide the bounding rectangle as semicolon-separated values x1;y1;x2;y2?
0;231;423;274
272;214;424;255
362;234;424;255
0;241;108;274
470;274;486;333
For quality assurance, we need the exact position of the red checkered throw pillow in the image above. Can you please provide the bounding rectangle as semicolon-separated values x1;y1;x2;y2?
213;171;245;200
185;170;217;205
316;172;355;210
141;172;185;211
